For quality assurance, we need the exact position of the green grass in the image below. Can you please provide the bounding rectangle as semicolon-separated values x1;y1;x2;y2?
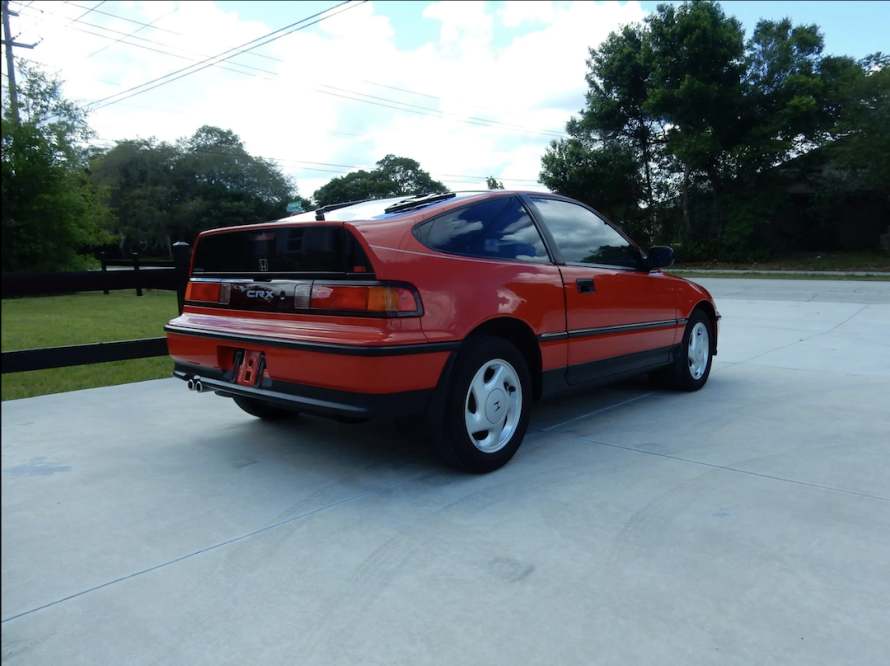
670;271;890;281
2;291;180;401
673;250;890;273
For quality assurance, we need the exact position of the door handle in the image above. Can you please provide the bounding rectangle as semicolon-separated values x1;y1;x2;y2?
577;278;595;293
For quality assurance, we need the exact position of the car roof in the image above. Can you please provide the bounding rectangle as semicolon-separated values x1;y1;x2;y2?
280;190;555;225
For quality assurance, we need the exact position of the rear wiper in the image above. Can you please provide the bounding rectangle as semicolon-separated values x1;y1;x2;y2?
315;198;372;221
384;192;455;214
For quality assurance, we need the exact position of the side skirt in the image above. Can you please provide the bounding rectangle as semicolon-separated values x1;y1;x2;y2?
540;344;680;399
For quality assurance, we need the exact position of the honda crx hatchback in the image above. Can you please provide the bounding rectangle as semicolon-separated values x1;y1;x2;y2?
166;191;718;472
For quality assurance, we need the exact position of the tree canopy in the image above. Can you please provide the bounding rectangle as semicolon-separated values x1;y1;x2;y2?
89;126;307;256
2;61;112;272
540;0;888;260
313;155;447;208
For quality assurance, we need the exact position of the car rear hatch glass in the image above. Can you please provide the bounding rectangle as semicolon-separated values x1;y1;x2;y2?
191;224;373;278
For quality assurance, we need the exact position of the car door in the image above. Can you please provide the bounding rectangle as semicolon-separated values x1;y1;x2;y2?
524;196;681;385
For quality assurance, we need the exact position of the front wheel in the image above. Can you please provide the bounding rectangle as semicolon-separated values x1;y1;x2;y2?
654;310;714;391
435;336;531;473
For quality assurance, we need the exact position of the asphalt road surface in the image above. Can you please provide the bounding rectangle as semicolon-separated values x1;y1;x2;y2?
3;278;889;665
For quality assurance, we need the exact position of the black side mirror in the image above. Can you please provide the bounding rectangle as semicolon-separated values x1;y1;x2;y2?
647;246;674;270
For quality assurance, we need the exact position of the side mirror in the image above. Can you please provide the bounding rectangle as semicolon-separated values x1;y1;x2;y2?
647;246;674;270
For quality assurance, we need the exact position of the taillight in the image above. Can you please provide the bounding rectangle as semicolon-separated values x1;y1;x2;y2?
185;279;420;316
310;285;419;314
185;281;230;304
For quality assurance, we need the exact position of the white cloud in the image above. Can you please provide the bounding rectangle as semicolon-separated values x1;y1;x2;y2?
5;0;647;201
497;1;557;28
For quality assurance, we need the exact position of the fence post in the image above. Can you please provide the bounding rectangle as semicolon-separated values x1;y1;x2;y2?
172;242;191;315
100;252;109;295
132;252;142;297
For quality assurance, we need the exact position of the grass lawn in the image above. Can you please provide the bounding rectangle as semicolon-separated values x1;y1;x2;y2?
670;271;889;281
2;290;180;401
673;249;890;273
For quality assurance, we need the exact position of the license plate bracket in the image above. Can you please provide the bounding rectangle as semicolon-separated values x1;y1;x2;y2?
234;349;265;387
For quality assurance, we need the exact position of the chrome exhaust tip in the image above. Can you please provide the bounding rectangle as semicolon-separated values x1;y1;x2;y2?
187;378;196;391
194;377;204;393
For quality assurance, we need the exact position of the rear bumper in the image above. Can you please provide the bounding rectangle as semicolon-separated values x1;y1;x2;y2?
173;363;434;419
165;325;459;419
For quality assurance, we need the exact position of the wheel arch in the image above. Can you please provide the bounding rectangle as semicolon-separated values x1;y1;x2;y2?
464;317;543;401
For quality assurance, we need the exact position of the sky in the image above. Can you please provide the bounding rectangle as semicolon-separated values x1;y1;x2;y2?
4;1;889;202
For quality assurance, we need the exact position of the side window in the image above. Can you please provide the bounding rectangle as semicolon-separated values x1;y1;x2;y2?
530;198;642;269
414;197;550;264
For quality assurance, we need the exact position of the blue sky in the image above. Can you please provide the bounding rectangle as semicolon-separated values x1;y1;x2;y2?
5;1;888;201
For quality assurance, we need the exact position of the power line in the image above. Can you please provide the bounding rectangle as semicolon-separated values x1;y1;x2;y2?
79;1;563;142
81;5;178;61
62;22;279;80
14;3;566;142
361;78;566;134
314;85;565;139
15;3;281;74
64;0;181;35
65;0;105;27
87;1;364;111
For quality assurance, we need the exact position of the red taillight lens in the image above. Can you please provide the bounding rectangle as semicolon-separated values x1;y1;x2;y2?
186;281;221;303
310;285;418;313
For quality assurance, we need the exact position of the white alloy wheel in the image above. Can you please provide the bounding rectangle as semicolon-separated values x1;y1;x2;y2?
687;321;710;380
463;358;522;453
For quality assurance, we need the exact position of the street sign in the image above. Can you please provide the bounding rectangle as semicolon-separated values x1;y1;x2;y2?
286;202;304;213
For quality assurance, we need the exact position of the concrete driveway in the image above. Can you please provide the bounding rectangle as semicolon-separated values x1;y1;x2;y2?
3;278;889;665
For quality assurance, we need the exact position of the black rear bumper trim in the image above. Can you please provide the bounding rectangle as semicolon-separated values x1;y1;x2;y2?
174;365;435;419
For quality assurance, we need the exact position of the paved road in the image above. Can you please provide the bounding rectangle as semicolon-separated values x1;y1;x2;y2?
3;279;889;665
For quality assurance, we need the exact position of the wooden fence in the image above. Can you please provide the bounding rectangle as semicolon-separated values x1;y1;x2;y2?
1;243;191;374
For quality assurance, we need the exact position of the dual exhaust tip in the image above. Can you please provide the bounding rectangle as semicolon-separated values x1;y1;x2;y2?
187;376;205;393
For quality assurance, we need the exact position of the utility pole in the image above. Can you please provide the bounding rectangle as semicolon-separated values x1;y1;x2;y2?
2;0;37;126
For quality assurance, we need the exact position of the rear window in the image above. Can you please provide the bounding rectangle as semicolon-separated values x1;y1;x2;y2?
192;225;373;276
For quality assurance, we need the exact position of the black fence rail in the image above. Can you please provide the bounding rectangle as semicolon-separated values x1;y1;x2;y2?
2;242;191;375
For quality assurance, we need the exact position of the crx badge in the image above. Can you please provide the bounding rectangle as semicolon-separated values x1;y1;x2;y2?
247;290;274;299
259;259;269;271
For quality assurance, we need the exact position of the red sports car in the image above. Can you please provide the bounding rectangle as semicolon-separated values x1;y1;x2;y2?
165;191;719;472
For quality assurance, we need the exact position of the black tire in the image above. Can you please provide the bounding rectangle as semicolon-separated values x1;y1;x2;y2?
434;336;532;474
233;396;299;421
654;309;714;391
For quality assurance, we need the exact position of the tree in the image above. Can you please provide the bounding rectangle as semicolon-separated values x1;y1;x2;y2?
88;138;178;256
2;61;112;272
541;1;878;260
172;126;299;239
540;138;643;235
826;53;890;201
486;176;504;190
644;1;748;249
313;155;447;207
373;154;446;196
90;126;306;255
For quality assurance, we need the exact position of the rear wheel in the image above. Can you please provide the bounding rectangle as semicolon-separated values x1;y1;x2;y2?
233;396;299;421
435;336;531;473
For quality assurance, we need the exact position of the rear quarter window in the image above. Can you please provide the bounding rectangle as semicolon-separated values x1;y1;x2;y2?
413;197;550;264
